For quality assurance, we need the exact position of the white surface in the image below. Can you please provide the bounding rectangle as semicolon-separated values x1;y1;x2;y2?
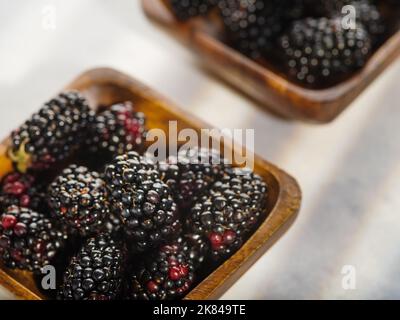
0;0;400;300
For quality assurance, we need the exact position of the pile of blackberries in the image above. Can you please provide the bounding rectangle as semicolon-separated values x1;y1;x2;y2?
169;0;396;87
0;91;268;300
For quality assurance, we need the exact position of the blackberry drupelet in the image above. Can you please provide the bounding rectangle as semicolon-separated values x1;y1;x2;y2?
128;235;207;300
187;167;267;260
279;17;372;86
104;152;180;252
104;212;124;237
0;206;68;272
9;91;95;173
159;147;226;209
87;102;146;158
218;0;285;59
0;172;46;212
58;234;126;300
170;0;216;21
48;165;109;236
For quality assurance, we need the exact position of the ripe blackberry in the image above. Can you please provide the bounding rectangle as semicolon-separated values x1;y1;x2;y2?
0;206;68;272
218;0;285;59
87;102;146;158
48;165;109;236
306;0;386;39
104;152;180;252
309;0;385;39
159;147;226;209
0;172;46;212
279;17;372;86
345;1;385;40
9;91;95;173
187;167;267;260
128;235;207;300
170;0;216;21
58;234;126;300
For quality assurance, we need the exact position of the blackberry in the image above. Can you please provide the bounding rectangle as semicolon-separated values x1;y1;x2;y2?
104;152;180;252
306;0;386;39
48;165;109;236
218;0;285;59
128;235;207;300
0;172;46;212
344;1;385;40
170;0;216;21
279;17;372;86
187;167;267;260
87;102;146;158
310;0;385;39
58;234;126;300
0;206;68;272
9;91;95;173
159;147;226;209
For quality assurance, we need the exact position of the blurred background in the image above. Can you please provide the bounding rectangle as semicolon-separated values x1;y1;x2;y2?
0;0;400;299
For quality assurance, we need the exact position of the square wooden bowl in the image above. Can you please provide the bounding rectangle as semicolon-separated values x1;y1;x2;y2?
142;0;400;123
0;68;301;300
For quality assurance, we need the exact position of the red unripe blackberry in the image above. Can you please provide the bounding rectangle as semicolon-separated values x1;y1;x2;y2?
9;91;95;173
0;206;68;272
187;167;267;260
104;152;180;252
87;102;146;158
48;165;109;236
0;172;46;212
58;234;126;300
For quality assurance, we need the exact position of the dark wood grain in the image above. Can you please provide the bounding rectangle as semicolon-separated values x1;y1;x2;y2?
0;68;301;300
142;0;400;123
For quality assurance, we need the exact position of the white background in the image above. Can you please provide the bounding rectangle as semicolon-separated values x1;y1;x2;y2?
0;0;400;299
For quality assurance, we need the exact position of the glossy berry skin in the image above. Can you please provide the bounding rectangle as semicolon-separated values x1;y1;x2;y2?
0;172;46;212
279;17;372;86
87;102;146;157
187;167;267;260
48;165;109;236
9;91;95;173
159;147;227;209
58;234;126;300
170;0;216;21
128;235;206;300
104;152;180;252
0;206;68;272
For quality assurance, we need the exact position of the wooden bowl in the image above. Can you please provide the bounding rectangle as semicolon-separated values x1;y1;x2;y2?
142;0;400;123
0;68;301;300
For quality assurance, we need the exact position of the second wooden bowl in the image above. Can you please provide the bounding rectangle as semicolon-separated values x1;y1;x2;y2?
0;68;301;300
142;0;400;123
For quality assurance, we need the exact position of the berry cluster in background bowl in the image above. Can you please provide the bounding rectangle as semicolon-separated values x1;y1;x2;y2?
168;0;399;88
0;91;268;300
